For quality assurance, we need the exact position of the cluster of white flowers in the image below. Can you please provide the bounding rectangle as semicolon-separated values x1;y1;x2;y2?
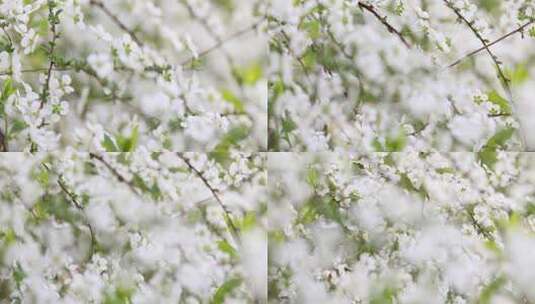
267;0;535;152
3;0;535;303
0;0;266;152
268;152;535;303
0;152;267;303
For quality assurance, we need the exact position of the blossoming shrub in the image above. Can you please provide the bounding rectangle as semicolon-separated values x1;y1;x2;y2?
0;152;267;303
0;0;266;151
268;152;535;303
267;0;535;151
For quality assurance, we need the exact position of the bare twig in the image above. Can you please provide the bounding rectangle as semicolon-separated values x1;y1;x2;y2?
41;163;96;262
444;0;527;150
448;20;535;68
89;0;143;46
0;129;5;152
181;18;264;65
40;2;60;109
88;153;142;197
357;1;411;48
176;152;240;244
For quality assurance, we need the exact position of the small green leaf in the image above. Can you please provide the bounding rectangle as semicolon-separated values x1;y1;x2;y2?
13;263;26;287
8;119;27;138
301;19;321;39
297;202;318;224
217;240;238;258
479;276;506;304
116;125;139;152
238;212;256;231
1;78;15;101
385;131;407;152
478;149;498;170
232;62;263;86
209;125;249;164
221;88;245;112
505;64;529;86
306;167;319;187
435;167;455;174
104;286;135;304
212;277;242;304
102;134;119;152
486;90;511;114
478;127;515;170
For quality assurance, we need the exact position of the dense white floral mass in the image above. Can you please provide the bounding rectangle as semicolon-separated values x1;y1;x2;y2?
0;0;266;152
4;0;535;303
0;152;267;303
268;152;535;303
267;0;535;152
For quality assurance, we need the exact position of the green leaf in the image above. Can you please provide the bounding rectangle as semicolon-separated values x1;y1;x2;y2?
102;134;119;152
13;263;26;287
487;127;515;148
296;202;318;224
301;19;321;39
399;173;428;199
370;287;396;304
306;167;319;187
301;48;317;72
0;77;15;116
232;62;263;86
209;125;249;164
116;125;139;152
281;114;297;135
0;228;16;245
237;212;256;231
478;149;498;170
1;78;15;101
385;131;407;152
213;0;235;12
8;119;27;138
221;88;245;112
217;240;238;258
212;277;242;304
505;64;529;86
478;0;501;14
479;276;506;304
269;79;285;102
34;194;81;224
478;127;515;170
104;287;135;304
486;90;511;114
307;195;344;225
33;167;50;187
435;167;455;174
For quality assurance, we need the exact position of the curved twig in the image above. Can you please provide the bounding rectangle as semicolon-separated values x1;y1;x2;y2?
448;20;535;68
176;152;240;245
444;0;527;150
89;0;143;46
41;163;96;262
88;153;142;197
357;1;411;48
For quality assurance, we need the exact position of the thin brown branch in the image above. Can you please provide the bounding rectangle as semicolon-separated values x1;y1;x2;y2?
448;20;535;68
0;128;5;152
444;0;527;150
89;0;143;46
445;1;508;86
357;1;411;48
40;4;60;109
488;112;512;118
41;163;96;262
181;18;264;65
89;153;142;197
176;152;240;244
